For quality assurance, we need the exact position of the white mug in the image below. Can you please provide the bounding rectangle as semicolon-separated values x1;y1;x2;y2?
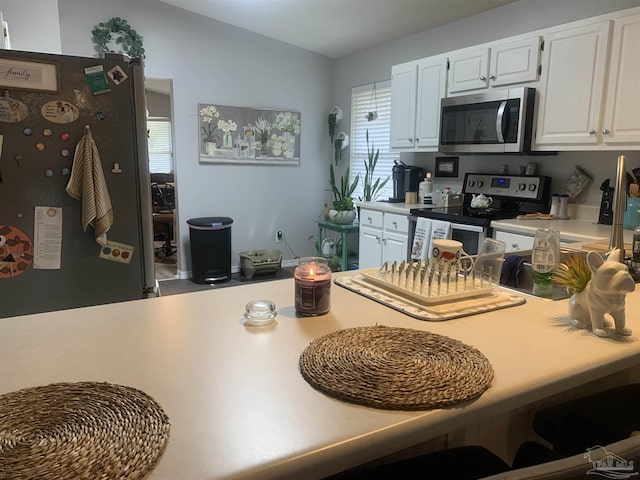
431;239;473;267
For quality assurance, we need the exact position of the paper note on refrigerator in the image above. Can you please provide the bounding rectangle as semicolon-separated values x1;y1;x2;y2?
33;206;62;269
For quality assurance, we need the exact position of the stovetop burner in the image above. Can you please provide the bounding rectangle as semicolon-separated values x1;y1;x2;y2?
410;173;552;226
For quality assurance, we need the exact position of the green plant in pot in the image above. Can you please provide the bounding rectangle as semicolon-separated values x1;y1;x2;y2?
328;113;337;144
359;129;389;202
328;164;359;224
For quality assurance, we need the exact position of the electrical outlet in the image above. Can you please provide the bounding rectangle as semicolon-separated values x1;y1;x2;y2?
276;230;283;242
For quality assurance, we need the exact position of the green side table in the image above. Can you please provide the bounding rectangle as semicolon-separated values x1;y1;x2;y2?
316;219;359;271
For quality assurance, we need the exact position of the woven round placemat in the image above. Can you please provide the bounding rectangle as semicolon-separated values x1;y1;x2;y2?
299;326;494;410
0;382;170;480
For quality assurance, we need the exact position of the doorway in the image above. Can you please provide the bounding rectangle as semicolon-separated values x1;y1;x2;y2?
145;78;177;280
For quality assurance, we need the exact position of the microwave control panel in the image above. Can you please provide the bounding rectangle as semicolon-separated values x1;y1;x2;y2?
463;174;549;201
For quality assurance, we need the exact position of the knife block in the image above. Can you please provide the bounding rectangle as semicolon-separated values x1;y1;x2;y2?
598;187;614;225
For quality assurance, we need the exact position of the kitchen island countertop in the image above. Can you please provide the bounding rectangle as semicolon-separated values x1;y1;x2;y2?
1;274;639;479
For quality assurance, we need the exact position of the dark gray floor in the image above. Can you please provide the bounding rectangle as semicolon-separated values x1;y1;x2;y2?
158;267;295;296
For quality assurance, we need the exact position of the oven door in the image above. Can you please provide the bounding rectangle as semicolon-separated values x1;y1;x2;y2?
408;217;487;257
450;223;486;255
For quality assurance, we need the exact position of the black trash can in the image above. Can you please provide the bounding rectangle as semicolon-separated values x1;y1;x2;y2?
187;217;233;284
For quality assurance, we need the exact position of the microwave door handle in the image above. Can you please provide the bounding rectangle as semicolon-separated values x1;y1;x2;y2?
496;100;507;143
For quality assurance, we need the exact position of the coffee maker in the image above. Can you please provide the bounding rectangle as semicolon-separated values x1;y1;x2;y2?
389;160;424;203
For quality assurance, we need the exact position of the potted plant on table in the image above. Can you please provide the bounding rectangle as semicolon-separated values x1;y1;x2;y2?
359;129;389;202
328;164;359;224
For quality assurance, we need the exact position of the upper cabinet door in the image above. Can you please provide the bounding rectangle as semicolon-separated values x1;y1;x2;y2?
489;36;541;87
535;21;611;146
601;13;640;145
448;48;490;93
390;62;418;148
415;56;448;149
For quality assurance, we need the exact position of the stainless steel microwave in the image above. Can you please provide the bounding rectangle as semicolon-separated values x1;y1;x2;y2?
439;87;536;153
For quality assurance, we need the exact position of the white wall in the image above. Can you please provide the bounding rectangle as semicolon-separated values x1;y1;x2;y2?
0;0;61;53
57;0;334;275
333;0;640;208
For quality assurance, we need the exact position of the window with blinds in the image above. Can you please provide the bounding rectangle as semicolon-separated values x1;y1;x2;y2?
350;81;398;201
147;118;173;174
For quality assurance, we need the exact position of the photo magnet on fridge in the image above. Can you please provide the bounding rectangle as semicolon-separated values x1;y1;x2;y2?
107;65;128;85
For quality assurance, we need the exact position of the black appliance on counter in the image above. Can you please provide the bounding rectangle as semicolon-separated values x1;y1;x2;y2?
598;179;614;225
389;160;424;203
409;173;552;255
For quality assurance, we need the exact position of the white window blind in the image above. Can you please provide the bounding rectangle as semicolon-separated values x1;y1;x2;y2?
147;118;173;174
350;81;397;201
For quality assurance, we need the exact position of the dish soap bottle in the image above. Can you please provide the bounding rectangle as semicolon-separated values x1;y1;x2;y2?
531;228;560;298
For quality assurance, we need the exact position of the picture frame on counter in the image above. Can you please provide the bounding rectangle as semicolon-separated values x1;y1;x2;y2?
0;57;59;92
198;103;301;166
435;156;459;178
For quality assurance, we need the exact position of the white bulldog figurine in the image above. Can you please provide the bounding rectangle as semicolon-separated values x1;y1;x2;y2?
569;249;635;337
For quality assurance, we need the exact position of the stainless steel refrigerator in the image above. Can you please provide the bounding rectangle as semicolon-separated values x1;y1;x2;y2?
0;49;156;318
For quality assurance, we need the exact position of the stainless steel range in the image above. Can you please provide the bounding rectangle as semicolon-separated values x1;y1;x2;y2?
409;173;552;255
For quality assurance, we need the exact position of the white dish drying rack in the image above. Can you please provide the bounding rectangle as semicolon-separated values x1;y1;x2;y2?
335;259;525;321
364;259;499;305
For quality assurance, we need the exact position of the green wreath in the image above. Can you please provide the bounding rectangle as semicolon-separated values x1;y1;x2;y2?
92;17;145;58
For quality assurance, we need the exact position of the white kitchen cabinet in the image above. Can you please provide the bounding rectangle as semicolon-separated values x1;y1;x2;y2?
448;48;490;93
448;37;540;93
358;210;409;268
489;36;541;87
600;13;640;145
534;21;611;146
390;56;448;150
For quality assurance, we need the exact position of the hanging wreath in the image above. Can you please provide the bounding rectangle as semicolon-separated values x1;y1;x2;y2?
91;17;145;58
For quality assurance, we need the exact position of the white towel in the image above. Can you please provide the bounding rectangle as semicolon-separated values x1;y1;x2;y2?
411;218;432;261
66;125;113;246
427;220;452;260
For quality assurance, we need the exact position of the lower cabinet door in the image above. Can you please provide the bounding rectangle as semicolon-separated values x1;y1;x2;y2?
359;226;382;269
382;230;408;264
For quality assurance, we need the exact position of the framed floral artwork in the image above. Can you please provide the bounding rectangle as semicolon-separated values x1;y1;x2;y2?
198;103;301;165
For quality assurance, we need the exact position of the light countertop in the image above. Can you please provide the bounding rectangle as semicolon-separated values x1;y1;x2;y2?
1;275;639;479
491;218;636;244
357;201;429;215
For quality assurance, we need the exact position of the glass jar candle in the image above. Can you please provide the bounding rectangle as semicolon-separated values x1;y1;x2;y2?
294;257;331;316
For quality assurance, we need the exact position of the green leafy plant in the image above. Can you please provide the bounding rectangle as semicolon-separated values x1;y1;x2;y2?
334;137;344;164
329;164;359;211
91;17;145;58
359;129;389;201
552;254;592;293
328;113;337;143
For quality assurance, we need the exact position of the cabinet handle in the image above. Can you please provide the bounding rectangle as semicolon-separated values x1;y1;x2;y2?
602;128;610;135
367;216;372;223
480;75;486;81
376;236;381;244
589;129;596;135
415;138;419;143
408;138;414;142
512;243;519;249
382;238;387;245
392;221;398;228
489;74;496;80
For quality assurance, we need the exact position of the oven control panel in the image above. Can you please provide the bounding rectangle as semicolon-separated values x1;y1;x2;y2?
463;174;549;200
